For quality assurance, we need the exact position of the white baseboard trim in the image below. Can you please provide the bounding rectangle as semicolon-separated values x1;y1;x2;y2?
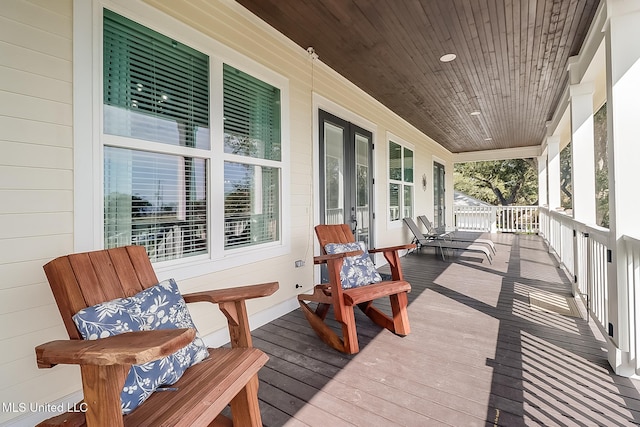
1;296;300;427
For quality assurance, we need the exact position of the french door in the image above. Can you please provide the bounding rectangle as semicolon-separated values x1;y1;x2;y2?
433;161;446;228
319;110;374;247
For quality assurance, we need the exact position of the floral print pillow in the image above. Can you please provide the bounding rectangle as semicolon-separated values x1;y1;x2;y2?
324;241;382;289
72;278;209;414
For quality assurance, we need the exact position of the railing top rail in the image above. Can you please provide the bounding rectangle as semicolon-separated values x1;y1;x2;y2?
453;205;540;209
538;206;611;244
575;222;609;244
623;234;640;246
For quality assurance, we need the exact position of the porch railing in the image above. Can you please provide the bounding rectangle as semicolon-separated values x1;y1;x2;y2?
453;205;539;233
539;208;610;329
624;235;640;373
539;207;640;375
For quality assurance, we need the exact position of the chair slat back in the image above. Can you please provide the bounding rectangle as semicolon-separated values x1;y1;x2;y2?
315;224;355;254
43;246;159;340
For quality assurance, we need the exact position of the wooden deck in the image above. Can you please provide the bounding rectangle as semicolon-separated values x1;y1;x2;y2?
252;233;640;426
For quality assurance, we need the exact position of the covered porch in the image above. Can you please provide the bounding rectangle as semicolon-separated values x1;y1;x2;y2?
254;233;640;426
4;0;640;425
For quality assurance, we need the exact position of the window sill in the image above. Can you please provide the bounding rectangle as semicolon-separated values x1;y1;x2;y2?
153;242;290;282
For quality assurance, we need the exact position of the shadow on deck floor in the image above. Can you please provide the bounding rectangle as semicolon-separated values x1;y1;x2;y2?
252;233;640;426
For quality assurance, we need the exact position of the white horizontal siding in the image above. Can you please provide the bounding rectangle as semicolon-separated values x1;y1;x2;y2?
0;91;72;124
0;66;72;104
0;0;74;424
0;258;50;289
0;116;72;147
0;40;72;81
0;141;72;168
0;235;73;266
0;166;72;190
0;14;71;58
0;325;66;365
0;190;73;214
0;303;64;342
0;212;73;239
1;0;72;38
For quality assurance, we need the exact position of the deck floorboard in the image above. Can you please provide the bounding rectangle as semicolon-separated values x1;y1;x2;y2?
253;234;640;426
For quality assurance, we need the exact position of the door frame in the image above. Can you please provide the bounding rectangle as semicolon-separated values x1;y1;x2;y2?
433;160;446;228
318;109;375;246
312;95;378;250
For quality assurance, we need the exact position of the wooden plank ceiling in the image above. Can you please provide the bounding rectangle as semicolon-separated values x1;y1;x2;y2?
236;0;600;154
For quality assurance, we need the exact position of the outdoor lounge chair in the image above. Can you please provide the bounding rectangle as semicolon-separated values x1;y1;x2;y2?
403;217;492;264
418;214;496;254
35;245;278;427
297;224;415;354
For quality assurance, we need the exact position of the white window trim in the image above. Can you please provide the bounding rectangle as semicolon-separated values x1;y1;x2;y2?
74;0;291;280
387;132;415;228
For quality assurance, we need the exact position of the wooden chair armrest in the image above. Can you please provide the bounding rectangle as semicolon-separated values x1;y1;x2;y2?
369;243;416;254
182;282;278;305
35;328;195;368
183;282;278;349
313;251;363;265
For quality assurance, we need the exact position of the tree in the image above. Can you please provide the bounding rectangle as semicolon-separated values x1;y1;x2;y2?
594;103;609;228
560;143;572;210
454;158;538;206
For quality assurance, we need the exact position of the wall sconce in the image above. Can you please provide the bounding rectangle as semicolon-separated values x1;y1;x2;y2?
422;173;427;191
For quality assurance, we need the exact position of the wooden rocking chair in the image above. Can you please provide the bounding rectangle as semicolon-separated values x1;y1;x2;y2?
35;245;278;427
298;224;415;354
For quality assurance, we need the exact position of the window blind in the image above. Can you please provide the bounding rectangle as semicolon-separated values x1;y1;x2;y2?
103;9;210;149
404;147;414;183
389;141;402;180
223;64;281;160
224;162;279;249
102;10;209;262
104;147;207;261
222;64;281;249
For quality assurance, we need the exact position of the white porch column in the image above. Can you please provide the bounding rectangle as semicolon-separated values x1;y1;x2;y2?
537;152;548;207
537;151;550;243
546;135;561;210
604;0;640;376
569;82;597;224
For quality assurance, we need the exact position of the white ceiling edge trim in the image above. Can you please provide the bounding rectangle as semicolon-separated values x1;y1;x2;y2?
453;146;542;163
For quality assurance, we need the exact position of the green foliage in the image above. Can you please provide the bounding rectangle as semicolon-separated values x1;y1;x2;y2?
560;143;572;210
454;158;538;206
454;103;609;226
594;103;609;228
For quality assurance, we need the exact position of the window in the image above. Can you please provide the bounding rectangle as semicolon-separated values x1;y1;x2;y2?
223;65;281;249
101;9;285;264
389;140;414;221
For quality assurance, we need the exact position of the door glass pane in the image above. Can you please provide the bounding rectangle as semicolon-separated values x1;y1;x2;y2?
434;162;445;228
324;122;344;224
355;133;370;246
